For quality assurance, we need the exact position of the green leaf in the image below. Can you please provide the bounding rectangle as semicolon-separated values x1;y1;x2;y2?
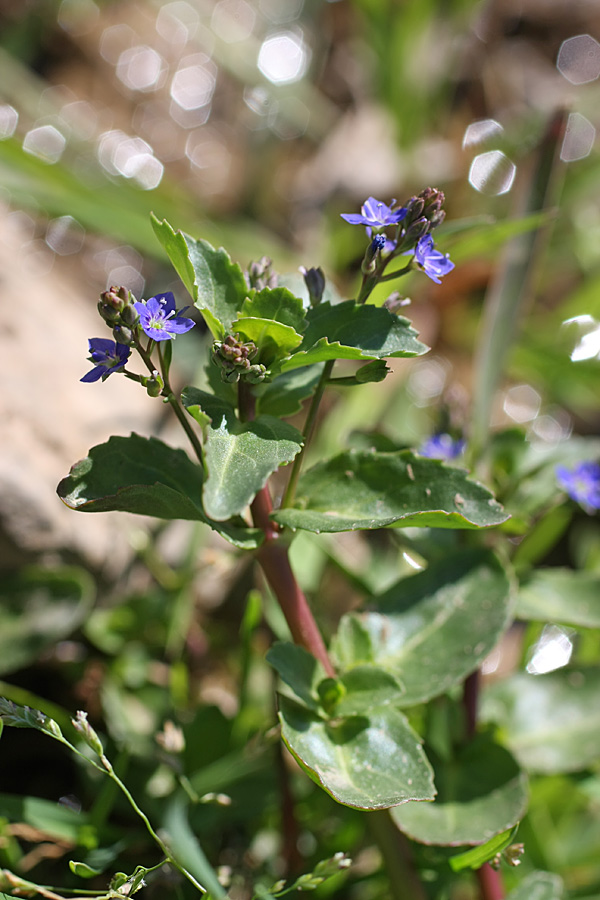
0;699;65;742
481;668;600;773
182;390;303;521
266;642;325;711
335;666;405;716
256;365;323;418
278;695;435;810
280;300;428;371
151;216;248;338
391;735;528;845
163;797;228;899
0;794;89;843
57;433;260;549
0;567;94;676
69;861;101;879
240;286;307;332
332;550;513;707
516;568;600;628
449;825;519;872
232;316;303;364
506;872;564;900
272;450;509;533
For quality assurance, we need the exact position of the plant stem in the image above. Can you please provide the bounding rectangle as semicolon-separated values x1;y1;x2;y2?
135;340;205;466
237;379;336;677
462;671;505;900
281;359;334;509
476;864;504;900
366;811;427;900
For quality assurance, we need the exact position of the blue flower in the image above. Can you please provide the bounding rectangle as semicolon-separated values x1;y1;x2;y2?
556;462;600;511
408;234;454;284
81;338;130;383
133;292;195;342
419;433;465;460
341;197;407;228
366;226;397;254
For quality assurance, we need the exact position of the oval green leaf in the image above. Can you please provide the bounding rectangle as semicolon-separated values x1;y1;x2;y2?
506;871;564;900
481;668;600;773
272;450;508;533
151;216;248;338
280;300;428;371
278;695;435;810
391;736;528;845
332;550;513;707
517;568;600;628
182;390;303;521
57;433;260;549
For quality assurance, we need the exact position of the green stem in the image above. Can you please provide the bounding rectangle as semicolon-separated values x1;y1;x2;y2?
134;340;205;466
366;811;427;900
281;359;334;509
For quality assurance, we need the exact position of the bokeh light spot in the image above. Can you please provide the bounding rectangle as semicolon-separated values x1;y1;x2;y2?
557;34;600;85
0;105;18;139
527;626;574;675
462;118;503;149
117;45;166;92
156;1;200;45
23;125;66;164
170;59;216;110
257;31;309;84
100;24;137;65
503;384;541;424
212;0;255;42
560;112;595;162
46;216;86;256
469;150;516;195
563;314;600;361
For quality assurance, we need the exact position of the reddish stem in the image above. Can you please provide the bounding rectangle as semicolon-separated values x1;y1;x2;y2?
238;381;335;678
476;864;504;900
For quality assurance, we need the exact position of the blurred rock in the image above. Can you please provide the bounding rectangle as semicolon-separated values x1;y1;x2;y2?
0;210;158;573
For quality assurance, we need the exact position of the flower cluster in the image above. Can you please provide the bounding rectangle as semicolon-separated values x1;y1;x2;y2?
212;333;268;384
556;461;600;511
340;187;454;289
82;288;195;385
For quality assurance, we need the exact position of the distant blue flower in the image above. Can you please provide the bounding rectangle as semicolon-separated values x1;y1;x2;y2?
134;292;195;342
556;462;600;511
341;197;407;228
408;234;454;284
81;338;130;383
419;433;465;460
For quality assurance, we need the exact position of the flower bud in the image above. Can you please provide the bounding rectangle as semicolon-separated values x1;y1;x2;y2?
113;325;135;345
120;304;139;327
143;371;164;397
404;216;429;243
404;196;425;223
72;710;105;758
384;291;411;313
300;266;326;307
99;287;126;313
361;234;386;273
246;256;277;290
97;300;121;323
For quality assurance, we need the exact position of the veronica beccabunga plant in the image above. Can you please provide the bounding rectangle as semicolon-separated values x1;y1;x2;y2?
5;187;595;900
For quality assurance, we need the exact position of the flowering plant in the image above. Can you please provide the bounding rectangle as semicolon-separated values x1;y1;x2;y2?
1;183;599;900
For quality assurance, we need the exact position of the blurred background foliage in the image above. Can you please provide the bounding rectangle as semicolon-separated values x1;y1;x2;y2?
1;0;600;898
